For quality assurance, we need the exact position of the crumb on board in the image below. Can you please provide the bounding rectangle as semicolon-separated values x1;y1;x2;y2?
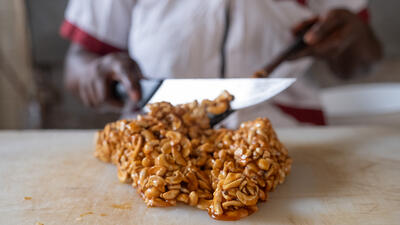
79;212;94;217
24;196;32;200
76;211;94;221
111;203;132;209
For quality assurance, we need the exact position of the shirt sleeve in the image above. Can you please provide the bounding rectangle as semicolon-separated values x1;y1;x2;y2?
60;0;135;55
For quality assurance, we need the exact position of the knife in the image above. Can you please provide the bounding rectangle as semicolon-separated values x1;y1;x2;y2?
254;20;315;78
112;78;295;126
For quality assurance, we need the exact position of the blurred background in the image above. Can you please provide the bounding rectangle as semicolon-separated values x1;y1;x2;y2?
0;0;399;129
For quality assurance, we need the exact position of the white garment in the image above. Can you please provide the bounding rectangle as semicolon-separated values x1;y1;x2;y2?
63;0;367;127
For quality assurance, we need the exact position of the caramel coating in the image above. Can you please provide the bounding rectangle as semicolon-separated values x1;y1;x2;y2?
95;91;291;220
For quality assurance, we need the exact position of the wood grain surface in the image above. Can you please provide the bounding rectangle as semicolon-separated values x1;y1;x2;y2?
0;127;399;225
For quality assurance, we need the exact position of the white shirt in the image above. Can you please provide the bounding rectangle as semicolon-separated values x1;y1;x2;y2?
61;0;367;127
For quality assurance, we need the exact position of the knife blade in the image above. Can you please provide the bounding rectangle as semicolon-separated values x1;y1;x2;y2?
112;78;295;126
147;78;295;110
112;78;295;110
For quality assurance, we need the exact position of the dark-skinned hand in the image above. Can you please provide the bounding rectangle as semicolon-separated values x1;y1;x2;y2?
289;8;382;79
78;52;142;108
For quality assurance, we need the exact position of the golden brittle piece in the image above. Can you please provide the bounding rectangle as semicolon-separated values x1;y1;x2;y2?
94;91;292;221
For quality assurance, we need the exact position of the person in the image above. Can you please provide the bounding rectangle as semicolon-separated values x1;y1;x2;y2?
61;0;382;127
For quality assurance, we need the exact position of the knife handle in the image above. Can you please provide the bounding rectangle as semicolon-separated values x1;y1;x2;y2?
111;81;128;100
255;21;316;78
110;79;164;109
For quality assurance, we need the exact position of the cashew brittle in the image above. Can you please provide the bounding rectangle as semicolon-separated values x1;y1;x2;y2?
95;91;291;220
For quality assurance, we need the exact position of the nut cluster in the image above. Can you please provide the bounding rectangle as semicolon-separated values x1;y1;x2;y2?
95;91;292;221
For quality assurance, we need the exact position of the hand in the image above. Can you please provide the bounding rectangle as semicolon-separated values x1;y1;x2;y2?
289;9;382;78
79;52;142;107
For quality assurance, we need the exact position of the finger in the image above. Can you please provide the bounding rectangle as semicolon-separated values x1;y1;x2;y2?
93;78;106;104
128;70;142;102
79;83;91;107
114;62;142;102
292;17;319;37
89;79;106;107
128;60;143;101
304;12;344;45
129;78;142;102
86;81;99;107
118;72;141;102
310;24;355;58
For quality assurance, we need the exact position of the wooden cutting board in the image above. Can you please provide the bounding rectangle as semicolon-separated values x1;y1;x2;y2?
0;127;399;225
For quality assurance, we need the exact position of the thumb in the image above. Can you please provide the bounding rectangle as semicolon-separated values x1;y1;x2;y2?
292;17;319;37
116;73;141;102
128;77;142;102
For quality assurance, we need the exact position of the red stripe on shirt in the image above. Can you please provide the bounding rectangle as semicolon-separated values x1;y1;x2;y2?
60;20;122;55
274;0;308;6
296;0;307;6
274;103;326;125
357;8;370;23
